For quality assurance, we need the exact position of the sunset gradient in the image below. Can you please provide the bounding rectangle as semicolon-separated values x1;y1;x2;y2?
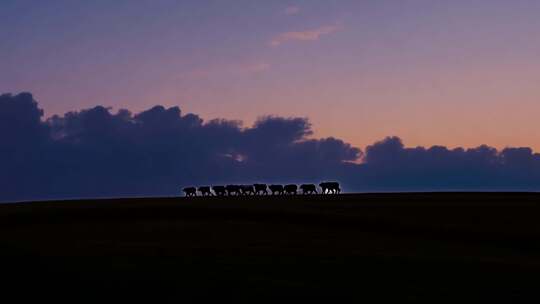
2;0;540;151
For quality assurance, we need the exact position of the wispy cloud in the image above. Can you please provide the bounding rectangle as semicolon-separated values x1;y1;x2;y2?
284;6;300;15
269;24;342;47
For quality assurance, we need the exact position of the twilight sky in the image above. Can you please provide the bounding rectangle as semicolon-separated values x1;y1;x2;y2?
2;0;540;151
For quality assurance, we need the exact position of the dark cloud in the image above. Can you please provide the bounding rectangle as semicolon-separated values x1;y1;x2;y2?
0;93;360;201
351;137;540;191
0;93;49;146
1;93;539;202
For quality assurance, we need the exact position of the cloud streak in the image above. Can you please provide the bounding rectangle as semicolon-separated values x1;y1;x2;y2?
269;24;342;47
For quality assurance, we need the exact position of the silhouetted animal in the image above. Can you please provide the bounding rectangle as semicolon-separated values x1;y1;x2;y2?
225;185;241;196
183;187;197;197
240;185;255;195
300;184;317;195
269;184;284;195
212;186;226;196
254;184;268;195
320;182;341;194
284;184;298;195
198;186;213;196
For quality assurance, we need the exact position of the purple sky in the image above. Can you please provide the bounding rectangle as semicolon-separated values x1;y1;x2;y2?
2;0;540;151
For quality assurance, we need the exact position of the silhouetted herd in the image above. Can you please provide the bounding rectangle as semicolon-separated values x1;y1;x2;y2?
182;182;341;197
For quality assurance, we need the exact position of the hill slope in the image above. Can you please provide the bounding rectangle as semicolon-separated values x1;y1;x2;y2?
1;193;539;302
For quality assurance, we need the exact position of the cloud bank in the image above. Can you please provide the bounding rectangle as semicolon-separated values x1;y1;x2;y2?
1;92;539;202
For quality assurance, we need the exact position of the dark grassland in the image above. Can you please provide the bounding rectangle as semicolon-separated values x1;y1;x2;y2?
1;193;540;302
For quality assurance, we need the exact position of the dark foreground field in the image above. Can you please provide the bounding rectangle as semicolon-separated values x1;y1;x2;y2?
1;193;540;302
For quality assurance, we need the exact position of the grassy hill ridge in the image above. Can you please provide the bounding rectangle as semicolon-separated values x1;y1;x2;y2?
1;193;539;302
